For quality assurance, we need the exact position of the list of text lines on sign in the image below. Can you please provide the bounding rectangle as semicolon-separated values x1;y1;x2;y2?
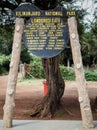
15;3;75;58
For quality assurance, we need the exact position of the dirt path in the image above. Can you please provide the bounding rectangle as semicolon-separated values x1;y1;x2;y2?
0;75;97;120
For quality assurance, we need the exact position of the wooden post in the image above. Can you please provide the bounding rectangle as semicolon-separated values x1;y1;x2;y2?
68;17;94;129
3;18;24;128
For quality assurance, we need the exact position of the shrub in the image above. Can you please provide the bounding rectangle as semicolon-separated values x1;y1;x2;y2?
60;66;75;80
20;44;31;64
85;70;97;81
21;55;97;81
29;56;45;78
27;56;76;80
60;66;97;81
0;54;10;74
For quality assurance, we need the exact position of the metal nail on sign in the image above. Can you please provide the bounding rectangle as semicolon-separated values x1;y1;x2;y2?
15;3;75;58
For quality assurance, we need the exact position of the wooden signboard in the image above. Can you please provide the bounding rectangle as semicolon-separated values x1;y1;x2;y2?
15;3;74;58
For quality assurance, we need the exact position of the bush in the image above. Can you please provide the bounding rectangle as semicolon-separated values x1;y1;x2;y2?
85;70;97;81
20;44;31;64
21;56;97;81
60;66;75;80
28;56;76;80
0;54;10;74
29;56;45;78
27;56;75;80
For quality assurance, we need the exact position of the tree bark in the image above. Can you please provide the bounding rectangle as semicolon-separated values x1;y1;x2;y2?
31;56;65;118
42;56;65;117
68;17;94;129
3;18;24;128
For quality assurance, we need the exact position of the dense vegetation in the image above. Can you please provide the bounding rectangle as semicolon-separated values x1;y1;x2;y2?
0;54;10;74
25;56;97;81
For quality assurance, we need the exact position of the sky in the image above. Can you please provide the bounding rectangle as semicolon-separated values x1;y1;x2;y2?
75;0;97;23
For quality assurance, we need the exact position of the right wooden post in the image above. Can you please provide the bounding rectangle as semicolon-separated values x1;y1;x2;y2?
68;17;94;129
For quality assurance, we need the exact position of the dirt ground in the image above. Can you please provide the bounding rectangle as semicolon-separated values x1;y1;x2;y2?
0;75;97;120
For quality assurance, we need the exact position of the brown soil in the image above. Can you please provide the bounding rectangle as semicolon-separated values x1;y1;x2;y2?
0;75;97;120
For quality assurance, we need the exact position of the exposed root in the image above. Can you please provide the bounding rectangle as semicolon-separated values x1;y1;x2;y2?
30;96;52;118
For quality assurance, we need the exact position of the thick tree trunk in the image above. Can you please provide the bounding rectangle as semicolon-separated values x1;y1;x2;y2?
31;56;65;118
3;18;24;128
68;17;94;129
41;56;65;117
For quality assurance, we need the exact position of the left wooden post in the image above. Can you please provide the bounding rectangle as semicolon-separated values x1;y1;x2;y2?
3;18;24;128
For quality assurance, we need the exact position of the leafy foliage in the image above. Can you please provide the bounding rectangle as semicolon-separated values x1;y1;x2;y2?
0;54;10;74
24;56;97;81
85;70;97;81
29;56;45;78
81;20;97;66
20;44;31;64
60;65;75;80
34;0;57;10
0;25;13;55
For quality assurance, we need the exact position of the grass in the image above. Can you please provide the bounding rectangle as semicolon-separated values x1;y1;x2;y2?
17;77;45;86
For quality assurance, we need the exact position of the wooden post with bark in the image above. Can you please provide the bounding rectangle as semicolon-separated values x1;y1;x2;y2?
3;18;24;128
68;17;94;129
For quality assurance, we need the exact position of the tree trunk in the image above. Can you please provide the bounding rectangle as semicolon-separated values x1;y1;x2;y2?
31;55;65;118
68;17;94;129
3;18;24;128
